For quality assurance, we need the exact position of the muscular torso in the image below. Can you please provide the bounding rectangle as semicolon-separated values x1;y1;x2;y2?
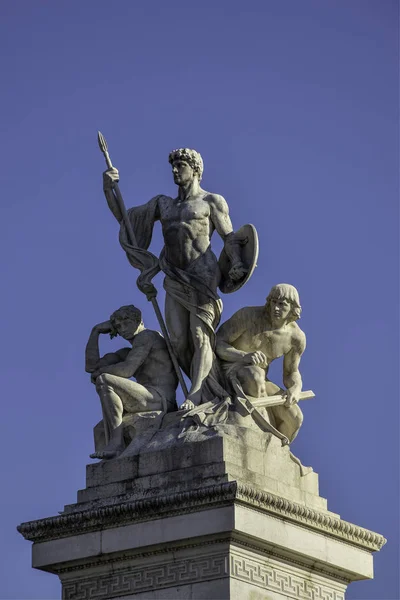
114;331;177;392
157;193;216;270
219;307;300;369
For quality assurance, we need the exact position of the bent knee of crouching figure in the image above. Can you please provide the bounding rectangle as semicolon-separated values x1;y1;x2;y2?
291;404;304;428
282;404;304;439
95;373;115;392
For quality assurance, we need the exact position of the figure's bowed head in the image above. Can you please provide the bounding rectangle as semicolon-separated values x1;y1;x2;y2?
109;305;145;342
91;305;144;345
266;284;302;328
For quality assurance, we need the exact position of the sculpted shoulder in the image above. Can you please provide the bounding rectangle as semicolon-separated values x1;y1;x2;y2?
141;329;168;349
237;305;266;323
289;322;306;352
132;329;157;347
155;194;174;212
240;305;265;321
205;192;229;213
155;194;173;204
218;306;264;336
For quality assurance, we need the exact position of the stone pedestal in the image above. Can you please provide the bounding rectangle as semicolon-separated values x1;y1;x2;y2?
18;426;385;599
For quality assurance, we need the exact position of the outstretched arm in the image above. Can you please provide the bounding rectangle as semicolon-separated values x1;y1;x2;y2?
93;331;153;379
209;194;246;280
283;331;306;405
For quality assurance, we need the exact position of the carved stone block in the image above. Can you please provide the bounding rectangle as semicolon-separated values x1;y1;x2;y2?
18;432;385;599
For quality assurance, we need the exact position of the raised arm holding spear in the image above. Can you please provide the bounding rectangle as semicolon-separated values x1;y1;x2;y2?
97;132;189;399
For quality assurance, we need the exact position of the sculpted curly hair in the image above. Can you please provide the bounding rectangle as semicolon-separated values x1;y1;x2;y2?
109;305;142;338
168;148;204;181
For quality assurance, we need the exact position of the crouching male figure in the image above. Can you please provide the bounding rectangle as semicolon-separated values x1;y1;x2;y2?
85;305;178;459
216;284;305;444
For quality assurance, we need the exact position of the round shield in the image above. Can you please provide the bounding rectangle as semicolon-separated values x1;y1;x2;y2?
218;223;259;294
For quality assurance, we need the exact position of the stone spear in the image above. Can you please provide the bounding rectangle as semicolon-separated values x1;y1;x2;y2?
97;131;189;399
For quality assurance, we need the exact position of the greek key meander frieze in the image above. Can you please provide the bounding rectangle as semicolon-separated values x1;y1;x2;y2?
230;554;345;600
62;555;228;600
62;551;345;600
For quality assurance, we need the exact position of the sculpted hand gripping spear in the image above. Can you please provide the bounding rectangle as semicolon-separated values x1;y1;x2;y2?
97;131;189;399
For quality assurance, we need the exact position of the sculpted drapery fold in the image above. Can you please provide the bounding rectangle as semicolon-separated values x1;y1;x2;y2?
118;197;161;299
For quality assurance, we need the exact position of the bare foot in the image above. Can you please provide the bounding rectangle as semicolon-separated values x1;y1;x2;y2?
90;444;124;460
90;450;118;460
179;399;195;411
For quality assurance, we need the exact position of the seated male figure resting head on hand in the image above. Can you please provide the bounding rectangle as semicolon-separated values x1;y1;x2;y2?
215;284;305;444
85;305;178;460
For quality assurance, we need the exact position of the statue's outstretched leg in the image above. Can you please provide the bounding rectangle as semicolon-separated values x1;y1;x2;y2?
271;404;312;476
271;404;303;443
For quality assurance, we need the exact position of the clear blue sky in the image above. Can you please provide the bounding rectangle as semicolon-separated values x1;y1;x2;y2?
1;1;398;598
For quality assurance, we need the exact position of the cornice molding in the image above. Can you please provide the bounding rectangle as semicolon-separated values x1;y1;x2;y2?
235;483;386;551
17;481;386;552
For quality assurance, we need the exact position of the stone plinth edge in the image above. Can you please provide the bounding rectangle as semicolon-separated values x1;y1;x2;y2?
18;480;386;552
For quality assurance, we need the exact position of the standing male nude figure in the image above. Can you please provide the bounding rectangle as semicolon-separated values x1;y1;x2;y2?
216;284;306;443
103;148;246;408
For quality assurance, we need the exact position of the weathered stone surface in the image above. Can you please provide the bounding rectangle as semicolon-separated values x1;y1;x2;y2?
20;488;383;599
57;540;350;600
68;427;325;514
18;426;385;599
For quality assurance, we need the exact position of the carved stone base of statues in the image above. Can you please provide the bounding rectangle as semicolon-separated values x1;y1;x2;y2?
18;425;385;599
